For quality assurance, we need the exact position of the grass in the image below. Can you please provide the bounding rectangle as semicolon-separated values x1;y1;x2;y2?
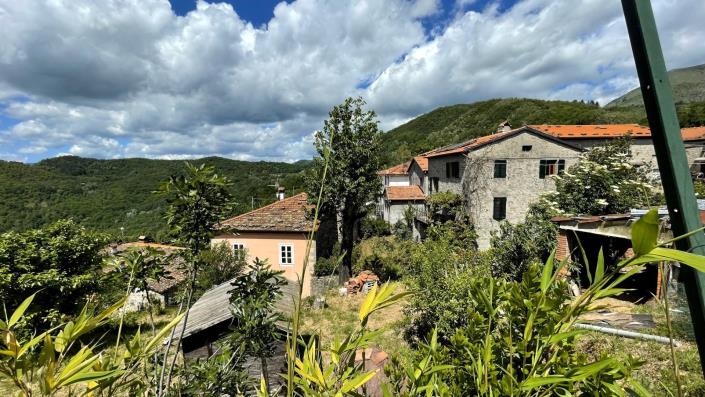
299;282;413;363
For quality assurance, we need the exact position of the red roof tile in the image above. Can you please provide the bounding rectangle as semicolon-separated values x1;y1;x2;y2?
682;127;705;141
378;162;410;175
529;124;652;138
218;193;314;232
409;156;429;172
385;185;426;201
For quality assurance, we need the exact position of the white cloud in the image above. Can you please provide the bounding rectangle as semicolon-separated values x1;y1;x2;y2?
0;0;704;161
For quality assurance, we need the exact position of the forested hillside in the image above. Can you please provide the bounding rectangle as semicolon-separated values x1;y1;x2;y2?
380;98;705;164
0;156;310;239
606;63;705;107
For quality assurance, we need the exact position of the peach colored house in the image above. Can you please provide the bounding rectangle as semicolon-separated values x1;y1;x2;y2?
212;193;318;297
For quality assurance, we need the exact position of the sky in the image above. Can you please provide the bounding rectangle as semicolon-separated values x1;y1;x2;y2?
0;0;704;163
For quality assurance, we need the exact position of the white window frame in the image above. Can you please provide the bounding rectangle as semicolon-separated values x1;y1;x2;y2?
279;243;294;266
232;242;246;260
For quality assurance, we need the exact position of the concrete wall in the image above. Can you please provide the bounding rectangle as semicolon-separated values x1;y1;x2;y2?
385;201;424;225
386;175;410;186
212;232;316;297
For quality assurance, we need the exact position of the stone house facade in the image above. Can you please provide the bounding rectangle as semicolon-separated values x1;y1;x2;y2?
378;124;705;249
424;127;583;248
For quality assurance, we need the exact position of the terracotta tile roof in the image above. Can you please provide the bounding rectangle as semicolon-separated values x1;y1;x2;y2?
378;161;410;176
218;193;314;232
409;156;429;172
531;124;705;141
116;242;186;251
424;130;523;158
111;243;187;293
682;127;705;141
529;124;652;138
385;185;426;201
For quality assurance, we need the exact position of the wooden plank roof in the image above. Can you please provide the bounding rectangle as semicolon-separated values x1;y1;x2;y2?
177;278;297;339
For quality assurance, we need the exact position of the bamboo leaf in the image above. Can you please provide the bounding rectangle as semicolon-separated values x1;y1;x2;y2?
595;247;605;283
143;312;185;354
9;293;36;328
541;250;556;293
631;208;659;256
521;375;572;390
341;370;378;393
60;370;124;387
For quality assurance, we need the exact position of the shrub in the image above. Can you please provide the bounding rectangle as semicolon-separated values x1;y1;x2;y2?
314;242;343;276
353;237;406;281
359;216;390;238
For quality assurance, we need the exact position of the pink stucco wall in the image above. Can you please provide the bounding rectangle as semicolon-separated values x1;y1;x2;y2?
212;232;316;297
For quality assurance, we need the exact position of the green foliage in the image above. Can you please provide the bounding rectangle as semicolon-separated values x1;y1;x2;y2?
197;242;247;293
178;343;251;397
489;200;559;280
606;64;705;108
228;258;287;392
0;156;309;238
314;242;343;277
404;228;489;344
426;191;465;224
307;97;383;280
380;97;705;165
157;162;234;253
694;180;705;198
291;283;410;396
0;294;184;396
359;216;390;239
552;137;655;215
353;237;407;281
0;219;108;331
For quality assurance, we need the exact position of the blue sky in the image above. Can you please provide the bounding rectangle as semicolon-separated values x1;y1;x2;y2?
0;0;703;162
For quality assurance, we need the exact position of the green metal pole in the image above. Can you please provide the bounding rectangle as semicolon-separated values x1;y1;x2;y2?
621;0;705;375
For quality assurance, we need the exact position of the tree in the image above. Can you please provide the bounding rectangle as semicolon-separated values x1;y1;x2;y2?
489;200;559;280
197;242;248;294
552;136;655;215
0;219;108;331
155;162;233;393
228;258;287;393
307;97;383;282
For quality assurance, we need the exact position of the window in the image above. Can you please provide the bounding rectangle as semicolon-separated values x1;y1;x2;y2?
493;197;507;221
445;161;460;179
233;243;246;260
430;177;439;193
280;244;293;266
494;160;507;178
522;145;532;152
539;159;566;179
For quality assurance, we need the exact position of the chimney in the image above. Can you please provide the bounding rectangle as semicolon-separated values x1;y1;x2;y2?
496;120;511;134
277;186;286;201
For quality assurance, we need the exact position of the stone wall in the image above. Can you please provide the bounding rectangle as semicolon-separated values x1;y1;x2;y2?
311;275;338;296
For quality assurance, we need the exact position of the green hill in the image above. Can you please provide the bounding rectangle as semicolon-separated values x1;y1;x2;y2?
606;64;705;107
381;97;705;165
0;156;311;239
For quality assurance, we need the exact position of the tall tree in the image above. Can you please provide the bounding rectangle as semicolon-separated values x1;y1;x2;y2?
308;97;382;282
155;162;233;393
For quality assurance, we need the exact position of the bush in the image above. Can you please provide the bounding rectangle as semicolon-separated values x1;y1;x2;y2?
489;199;558;280
197;242;247;292
353;237;406;281
359;216;390;238
314;242;343;276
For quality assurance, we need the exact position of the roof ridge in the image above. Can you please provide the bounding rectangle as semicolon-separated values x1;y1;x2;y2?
219;192;308;225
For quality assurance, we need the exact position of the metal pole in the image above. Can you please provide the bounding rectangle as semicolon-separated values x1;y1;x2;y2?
621;0;705;374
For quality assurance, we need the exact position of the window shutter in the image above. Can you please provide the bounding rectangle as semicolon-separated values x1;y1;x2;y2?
539;160;546;179
446;163;450;178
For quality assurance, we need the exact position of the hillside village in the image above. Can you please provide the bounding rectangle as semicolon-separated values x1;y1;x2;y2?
4;1;705;396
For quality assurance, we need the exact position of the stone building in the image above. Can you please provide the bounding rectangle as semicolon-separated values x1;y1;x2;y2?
377;124;705;249
423;126;583;248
